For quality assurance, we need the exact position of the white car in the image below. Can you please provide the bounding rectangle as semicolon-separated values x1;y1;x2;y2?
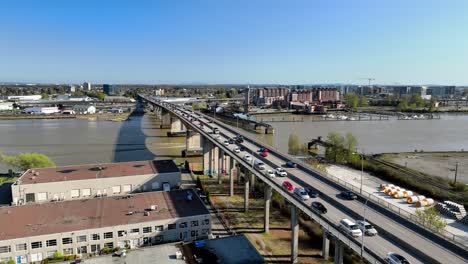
356;220;378;236
385;252;410;264
223;140;229;146
243;154;252;162
264;169;275;178
275;167;287;177
233;147;240;153
214;134;221;140
293;187;310;200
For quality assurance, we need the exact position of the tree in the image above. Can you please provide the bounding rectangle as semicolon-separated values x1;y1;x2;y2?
345;94;359;109
325;132;345;163
345;133;359;162
288;133;300;155
53;251;63;259
0;152;56;171
41;93;49;100
415;207;447;232
396;98;409;111
359;96;368;107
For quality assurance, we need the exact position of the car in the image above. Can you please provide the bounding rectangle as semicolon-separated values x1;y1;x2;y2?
311;201;327;214
304;187;319;198
254;160;266;170
341;191;357;200
233;147;240;153
235;135;244;143
259;148;269;152
282;181;294;191
264;169;275;178
228;138;235;144
356;220;378;236
260;151;268;157
223;140;229;146
243;154;252;162
340;219;362;237
385;252;410;264
286;161;297;168
214;134;221;140
239;146;246;151
293;187;310;200
275;167;287;177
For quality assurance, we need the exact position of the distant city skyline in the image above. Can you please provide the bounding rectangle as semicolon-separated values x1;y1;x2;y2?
1;0;468;85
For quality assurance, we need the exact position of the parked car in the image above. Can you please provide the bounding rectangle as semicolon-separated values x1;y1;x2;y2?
286;161;297;168
293;187;310;200
356;220;378;236
385;252;410;264
264;169;275;178
341;191;357;200
311;201;327;214
282;181;294;191
243;154;252;162
233;147;240;153
304;187;319;198
340;219;362;237
275;167;287;177
260;151;268;157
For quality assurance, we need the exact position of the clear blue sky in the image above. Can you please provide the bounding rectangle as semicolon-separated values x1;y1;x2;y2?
1;0;468;85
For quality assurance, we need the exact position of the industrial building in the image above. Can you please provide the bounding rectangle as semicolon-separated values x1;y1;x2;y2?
72;105;96;114
11;160;181;205
0;189;211;263
0;102;14;111
103;84;119;95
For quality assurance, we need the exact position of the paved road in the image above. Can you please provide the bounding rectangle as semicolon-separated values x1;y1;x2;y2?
145;97;467;264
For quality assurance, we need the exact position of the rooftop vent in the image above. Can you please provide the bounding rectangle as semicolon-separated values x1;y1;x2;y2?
150;205;158;211
126;211;134;216
33;172;40;176
31;170;35;174
144;211;150;216
133;164;145;168
58;169;77;174
89;166;106;172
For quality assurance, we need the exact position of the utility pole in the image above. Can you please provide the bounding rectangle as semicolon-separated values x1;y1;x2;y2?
360;149;364;194
454;162;459;184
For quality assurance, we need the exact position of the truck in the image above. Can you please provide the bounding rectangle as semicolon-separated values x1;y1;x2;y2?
212;127;219;134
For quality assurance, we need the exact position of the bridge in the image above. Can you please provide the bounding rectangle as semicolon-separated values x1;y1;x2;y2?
140;94;468;264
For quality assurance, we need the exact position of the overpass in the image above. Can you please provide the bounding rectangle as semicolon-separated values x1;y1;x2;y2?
140;94;468;264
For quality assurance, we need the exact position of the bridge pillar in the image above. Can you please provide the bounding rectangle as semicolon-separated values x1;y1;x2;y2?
182;130;203;157
218;149;224;184
211;145;219;176
229;159;236;196
160;110;171;129
322;229;330;260
250;172;256;193
203;139;213;175
237;164;242;185
291;205;299;264
334;240;344;264
244;170;250;212
264;185;272;233
167;118;186;137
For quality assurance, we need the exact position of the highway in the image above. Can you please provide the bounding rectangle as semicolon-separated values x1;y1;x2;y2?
143;96;468;264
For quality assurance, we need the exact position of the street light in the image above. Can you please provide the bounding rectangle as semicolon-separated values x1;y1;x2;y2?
361;199;368;258
360;150;364;194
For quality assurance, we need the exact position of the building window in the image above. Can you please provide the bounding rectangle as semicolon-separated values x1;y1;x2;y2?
63;248;73;255
16;243;27;251
168;224;176;230
82;188;91;197
47;250;57;258
191;220;199;227
143;227;152;233
91;234;100;240
77;235;87;243
37;192;47;201
155;225;163;231
71;189;80;198
202;229;209;235
191;230;199;237
204;219;210;225
179;222;187;228
104;242;113;249
90;244;100;253
62;237;73;245
31;241;42;249
77;246;87;254
112;186;121;194
130;228;139;234
118;230;126;237
0;246;11;253
46;239;57;247
122;184;132;192
104;232;113;239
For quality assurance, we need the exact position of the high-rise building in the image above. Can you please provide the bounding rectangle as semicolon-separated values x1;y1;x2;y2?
103;84;119;95
83;82;92;91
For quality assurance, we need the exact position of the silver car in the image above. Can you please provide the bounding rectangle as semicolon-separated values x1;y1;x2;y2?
264;169;275;178
293;187;310;200
356;220;378;236
385;252;410;264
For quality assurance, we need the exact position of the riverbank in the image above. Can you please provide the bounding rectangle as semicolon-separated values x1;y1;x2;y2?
0;112;132;121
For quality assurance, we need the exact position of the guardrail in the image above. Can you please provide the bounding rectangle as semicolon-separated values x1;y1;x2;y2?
207;110;468;258
143;96;385;264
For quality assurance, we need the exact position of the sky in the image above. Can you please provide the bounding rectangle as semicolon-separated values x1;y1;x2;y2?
1;0;468;85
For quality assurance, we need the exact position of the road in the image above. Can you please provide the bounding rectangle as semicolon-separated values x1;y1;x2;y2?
143;96;468;264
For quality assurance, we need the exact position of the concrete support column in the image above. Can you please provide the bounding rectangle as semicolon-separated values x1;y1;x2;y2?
291;205;299;264
183;130;203;157
237;166;242;185
168;118;186;137
218;149;224;184
250;172;256;193
229;159;236;196
160;111;171;129
322;229;330;260
264;185;272;233
211;146;219;176
203;139;213;175
334;240;344;264
244;170;250;212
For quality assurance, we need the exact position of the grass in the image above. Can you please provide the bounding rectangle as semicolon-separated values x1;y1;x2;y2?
0;176;16;186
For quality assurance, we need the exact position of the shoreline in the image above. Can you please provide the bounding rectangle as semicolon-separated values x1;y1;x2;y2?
0;112;133;121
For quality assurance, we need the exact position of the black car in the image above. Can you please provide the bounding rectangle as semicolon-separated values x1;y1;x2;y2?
286;161;297;168
235;137;244;143
311;201;327;214
228;138;235;144
341;191;357;200
304;187;319;198
239;145;246;151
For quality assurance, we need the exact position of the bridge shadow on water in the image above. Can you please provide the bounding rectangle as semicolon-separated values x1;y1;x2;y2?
112;112;156;162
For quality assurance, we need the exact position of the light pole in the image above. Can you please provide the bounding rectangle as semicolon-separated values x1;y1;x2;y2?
361;199;368;258
236;115;239;128
454;161;459;184
360;149;364;194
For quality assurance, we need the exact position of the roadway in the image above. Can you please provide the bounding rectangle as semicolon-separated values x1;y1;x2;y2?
144;96;468;264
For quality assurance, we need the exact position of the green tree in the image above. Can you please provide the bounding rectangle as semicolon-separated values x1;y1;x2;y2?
41;93;49;100
325;132;345;163
288;133;300;155
427;98;437;112
409;94;425;107
415;207;447;232
53;251;63;259
7;260;15;264
0;152;56;171
345;133;359;162
345;94;359;109
359;96;368;107
396;98;409;111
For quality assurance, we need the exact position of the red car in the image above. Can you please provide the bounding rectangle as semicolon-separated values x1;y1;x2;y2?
282;181;294;191
260;151;268;157
259;148;269;152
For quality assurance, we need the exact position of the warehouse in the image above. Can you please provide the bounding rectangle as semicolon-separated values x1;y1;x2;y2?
0;189;211;263
11;160;181;205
